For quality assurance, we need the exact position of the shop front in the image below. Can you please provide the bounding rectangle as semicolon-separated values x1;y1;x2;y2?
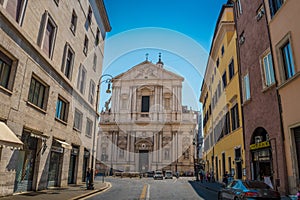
82;149;90;182
68;146;79;184
250;132;273;185
14;130;38;193
47;139;64;187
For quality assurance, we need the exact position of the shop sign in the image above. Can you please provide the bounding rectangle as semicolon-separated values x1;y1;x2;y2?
250;141;270;150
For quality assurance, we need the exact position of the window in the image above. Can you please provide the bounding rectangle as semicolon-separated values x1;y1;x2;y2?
221;45;225;56
88;80;95;104
87;6;92;25
77;64;86;94
55;96;69;122
39;12;57;59
164;148;170;160
262;53;275;86
53;0;59;6
83;35;89;55
3;0;27;24
222;71;227;88
95;28;100;46
269;0;284;17
28;76;48;110
62;43;74;79
141;96;150;112
119;149;124;159
216;58;220;68
93;53;97;72
235;147;241;159
70;10;77;33
85;118;93;137
74;109;82;131
231;104;240;131
223;112;230;135
243;74;250;101
0;50;14;90
237;0;242;15
281;41;295;80
228;60;234;80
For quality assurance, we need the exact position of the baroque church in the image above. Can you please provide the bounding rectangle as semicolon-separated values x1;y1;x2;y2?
98;55;198;175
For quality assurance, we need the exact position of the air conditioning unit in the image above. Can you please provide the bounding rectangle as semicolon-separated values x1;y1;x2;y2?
239;36;245;45
256;9;265;21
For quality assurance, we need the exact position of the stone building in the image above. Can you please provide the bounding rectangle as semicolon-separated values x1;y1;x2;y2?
0;0;110;196
232;0;287;194
98;57;197;175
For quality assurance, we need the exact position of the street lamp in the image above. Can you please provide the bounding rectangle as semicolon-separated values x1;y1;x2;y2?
90;74;113;189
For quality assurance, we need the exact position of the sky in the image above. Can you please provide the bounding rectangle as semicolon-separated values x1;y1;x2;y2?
99;0;228;111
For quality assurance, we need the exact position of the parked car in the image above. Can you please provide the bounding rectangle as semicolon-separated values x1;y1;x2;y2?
164;170;173;179
218;179;280;200
153;170;164;180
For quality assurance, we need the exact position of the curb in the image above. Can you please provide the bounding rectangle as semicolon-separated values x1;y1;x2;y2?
70;182;111;200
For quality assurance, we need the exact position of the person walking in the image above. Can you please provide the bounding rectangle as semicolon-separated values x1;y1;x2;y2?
86;168;91;189
222;171;229;186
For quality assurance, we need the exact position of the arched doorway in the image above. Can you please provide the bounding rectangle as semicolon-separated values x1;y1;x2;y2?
250;127;273;183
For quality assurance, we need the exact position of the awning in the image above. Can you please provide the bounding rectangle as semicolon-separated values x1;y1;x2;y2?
0;122;23;149
55;139;72;150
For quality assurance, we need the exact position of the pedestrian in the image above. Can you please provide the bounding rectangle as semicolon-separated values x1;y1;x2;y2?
223;171;229;186
199;171;204;183
207;171;211;182
86;168;91;189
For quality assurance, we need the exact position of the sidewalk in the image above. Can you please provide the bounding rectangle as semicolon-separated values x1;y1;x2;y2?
195;180;292;200
0;178;109;200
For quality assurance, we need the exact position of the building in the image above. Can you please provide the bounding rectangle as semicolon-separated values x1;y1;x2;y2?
232;0;287;194
264;0;300;194
0;0;110;196
98;56;197;175
200;4;245;182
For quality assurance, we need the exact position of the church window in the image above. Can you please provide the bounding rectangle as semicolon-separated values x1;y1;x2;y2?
141;96;150;112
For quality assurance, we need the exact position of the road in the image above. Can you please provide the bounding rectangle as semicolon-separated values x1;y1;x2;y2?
86;176;218;200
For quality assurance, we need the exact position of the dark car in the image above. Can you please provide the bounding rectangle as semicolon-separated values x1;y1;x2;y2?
164;170;173;179
218;179;280;200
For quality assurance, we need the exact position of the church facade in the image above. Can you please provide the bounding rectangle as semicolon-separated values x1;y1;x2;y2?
98;57;198;175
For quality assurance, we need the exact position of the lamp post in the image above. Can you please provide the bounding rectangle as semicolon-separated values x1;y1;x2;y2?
90;74;113;189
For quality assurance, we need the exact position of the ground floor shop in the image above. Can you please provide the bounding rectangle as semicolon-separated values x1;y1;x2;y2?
0;124;93;197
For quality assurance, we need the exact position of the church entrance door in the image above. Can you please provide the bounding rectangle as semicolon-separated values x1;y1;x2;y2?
139;150;149;173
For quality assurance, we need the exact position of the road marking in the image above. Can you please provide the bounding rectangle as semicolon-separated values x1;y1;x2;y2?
146;184;150;200
173;179;178;183
139;184;148;200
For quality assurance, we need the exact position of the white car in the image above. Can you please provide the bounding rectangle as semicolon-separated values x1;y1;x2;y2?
153;171;163;180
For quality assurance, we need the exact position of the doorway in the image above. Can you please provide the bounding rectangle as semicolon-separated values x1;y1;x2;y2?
139;150;149;172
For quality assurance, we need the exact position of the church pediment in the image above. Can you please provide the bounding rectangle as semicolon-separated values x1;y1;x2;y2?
113;61;184;81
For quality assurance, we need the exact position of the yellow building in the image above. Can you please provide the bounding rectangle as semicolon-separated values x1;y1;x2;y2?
199;4;245;182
